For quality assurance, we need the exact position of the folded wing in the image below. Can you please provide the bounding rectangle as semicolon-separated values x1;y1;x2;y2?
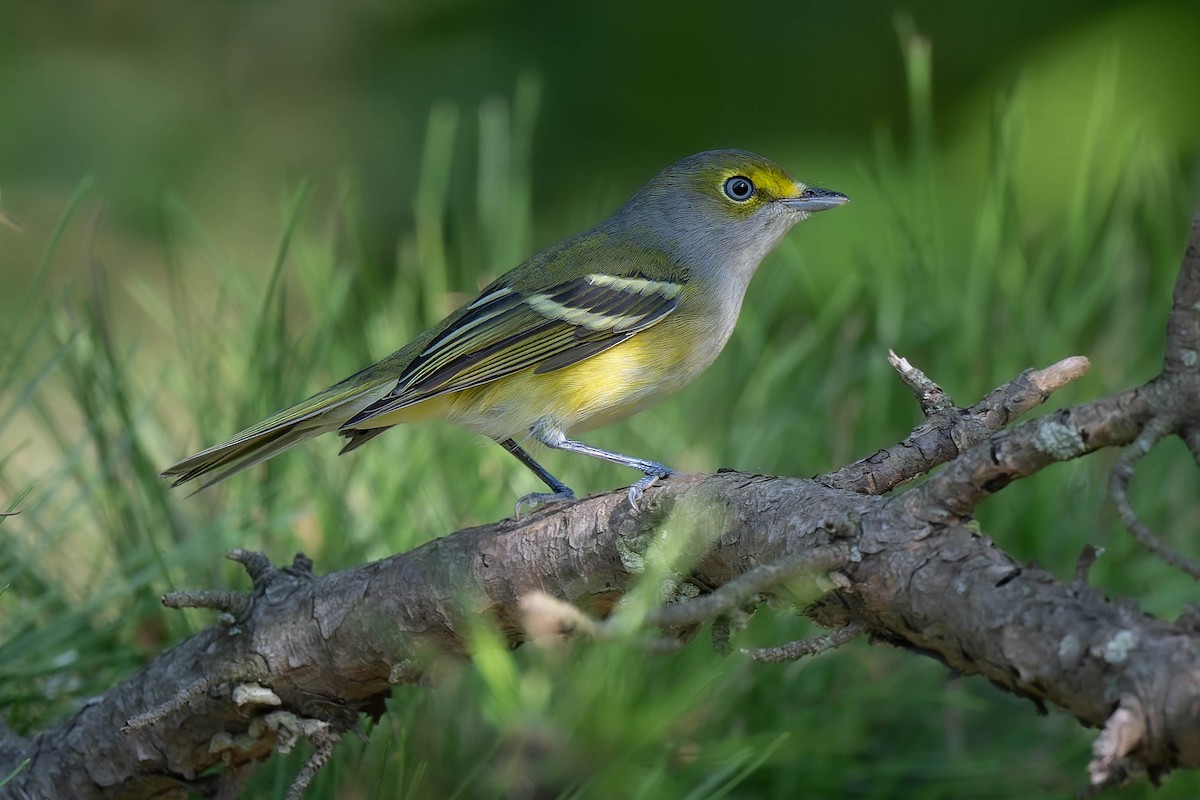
342;268;684;429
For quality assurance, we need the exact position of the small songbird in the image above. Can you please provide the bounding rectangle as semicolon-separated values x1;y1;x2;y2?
162;150;848;512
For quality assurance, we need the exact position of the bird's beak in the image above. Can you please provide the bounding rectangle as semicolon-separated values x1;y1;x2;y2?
781;186;849;213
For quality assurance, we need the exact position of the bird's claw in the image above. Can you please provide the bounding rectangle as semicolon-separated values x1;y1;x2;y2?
626;467;672;511
514;489;576;520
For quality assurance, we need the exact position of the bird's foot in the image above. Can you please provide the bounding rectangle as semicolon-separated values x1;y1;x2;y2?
626;465;672;511
514;488;576;520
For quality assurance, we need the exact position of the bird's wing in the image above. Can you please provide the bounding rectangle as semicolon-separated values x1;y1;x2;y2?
343;265;684;429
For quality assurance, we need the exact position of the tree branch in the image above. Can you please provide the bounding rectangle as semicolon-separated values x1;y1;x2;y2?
1163;209;1200;377
1109;417;1200;579
820;352;1090;495
745;621;868;664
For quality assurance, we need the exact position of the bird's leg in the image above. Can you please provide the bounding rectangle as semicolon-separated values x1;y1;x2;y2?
496;437;576;518
529;424;673;510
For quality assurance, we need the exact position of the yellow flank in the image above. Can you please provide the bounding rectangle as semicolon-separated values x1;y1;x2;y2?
361;313;709;440
451;336;666;437
471;310;713;437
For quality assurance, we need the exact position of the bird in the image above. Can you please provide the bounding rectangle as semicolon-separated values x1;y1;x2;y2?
161;149;848;513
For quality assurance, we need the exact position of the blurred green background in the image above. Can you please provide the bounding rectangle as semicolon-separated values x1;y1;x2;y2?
3;0;1200;798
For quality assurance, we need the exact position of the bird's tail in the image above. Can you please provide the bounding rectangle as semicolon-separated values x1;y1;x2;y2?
161;372;394;492
160;422;322;493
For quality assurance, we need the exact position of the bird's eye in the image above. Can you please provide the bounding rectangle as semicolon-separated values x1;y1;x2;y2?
723;176;755;202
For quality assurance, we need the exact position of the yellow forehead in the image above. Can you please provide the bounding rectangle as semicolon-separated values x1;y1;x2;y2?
725;165;799;199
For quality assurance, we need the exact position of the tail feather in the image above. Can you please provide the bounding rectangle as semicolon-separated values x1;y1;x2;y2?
162;365;399;492
162;423;321;493
338;426;391;455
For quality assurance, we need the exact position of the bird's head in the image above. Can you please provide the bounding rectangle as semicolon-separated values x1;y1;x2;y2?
613;149;848;287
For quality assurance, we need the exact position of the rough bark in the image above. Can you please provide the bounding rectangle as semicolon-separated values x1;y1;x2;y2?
3;211;1198;799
